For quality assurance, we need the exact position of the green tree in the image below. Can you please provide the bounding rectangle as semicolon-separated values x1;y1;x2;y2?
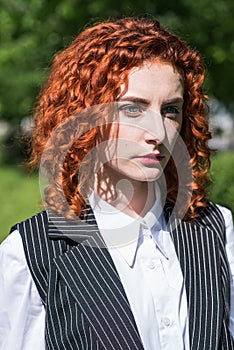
0;0;234;125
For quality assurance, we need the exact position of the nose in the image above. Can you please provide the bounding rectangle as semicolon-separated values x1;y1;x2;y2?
144;111;166;146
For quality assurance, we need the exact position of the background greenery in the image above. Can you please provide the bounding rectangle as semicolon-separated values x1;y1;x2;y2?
1;0;234;124
0;166;41;242
0;0;233;242
210;151;234;211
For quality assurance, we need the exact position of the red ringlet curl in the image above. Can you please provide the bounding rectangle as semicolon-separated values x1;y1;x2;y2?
29;16;212;220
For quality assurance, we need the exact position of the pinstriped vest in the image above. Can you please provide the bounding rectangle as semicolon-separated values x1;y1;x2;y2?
13;202;234;350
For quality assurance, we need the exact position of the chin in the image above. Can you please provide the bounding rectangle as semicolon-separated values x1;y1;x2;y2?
126;170;163;183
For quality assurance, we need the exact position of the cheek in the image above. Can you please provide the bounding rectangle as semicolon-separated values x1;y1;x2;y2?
109;123;135;141
117;124;132;139
115;124;142;150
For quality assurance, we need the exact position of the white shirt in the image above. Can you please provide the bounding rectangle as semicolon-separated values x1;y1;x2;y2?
89;192;190;350
0;201;234;350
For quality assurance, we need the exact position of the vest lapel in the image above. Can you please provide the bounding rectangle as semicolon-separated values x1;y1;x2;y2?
48;207;144;350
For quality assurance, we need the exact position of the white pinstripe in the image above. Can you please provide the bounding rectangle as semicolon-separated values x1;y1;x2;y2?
64;286;80;349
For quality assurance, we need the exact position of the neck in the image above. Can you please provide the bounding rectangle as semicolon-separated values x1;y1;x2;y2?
94;169;157;218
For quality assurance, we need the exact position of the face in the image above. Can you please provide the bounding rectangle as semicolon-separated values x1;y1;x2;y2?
102;61;184;183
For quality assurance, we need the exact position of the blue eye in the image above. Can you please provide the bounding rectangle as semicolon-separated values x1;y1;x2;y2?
119;104;144;117
162;105;180;118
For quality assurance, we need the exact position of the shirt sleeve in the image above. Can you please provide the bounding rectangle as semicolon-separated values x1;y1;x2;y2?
218;205;234;339
0;230;46;350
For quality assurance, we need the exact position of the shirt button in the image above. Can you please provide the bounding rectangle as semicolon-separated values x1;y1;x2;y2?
162;317;171;327
147;261;156;269
143;233;152;240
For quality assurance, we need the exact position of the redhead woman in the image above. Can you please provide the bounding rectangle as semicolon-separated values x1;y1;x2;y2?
0;17;234;350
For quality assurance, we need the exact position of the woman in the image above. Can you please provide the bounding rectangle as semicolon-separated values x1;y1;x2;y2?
0;16;234;350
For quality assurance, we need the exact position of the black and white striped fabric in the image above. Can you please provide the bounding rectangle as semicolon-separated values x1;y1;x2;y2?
13;202;234;350
13;208;144;350
165;202;234;350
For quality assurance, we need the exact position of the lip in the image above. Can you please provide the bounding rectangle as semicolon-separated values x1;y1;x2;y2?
136;153;165;164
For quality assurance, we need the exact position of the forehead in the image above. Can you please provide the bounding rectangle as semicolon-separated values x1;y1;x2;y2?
124;62;184;100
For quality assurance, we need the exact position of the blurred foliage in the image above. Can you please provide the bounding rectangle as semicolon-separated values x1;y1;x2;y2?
0;0;234;125
210;151;234;212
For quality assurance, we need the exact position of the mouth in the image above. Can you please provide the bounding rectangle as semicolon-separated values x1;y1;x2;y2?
136;153;165;164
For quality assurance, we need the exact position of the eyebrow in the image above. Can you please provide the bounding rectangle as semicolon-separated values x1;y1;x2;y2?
118;96;184;105
118;96;150;106
162;97;184;105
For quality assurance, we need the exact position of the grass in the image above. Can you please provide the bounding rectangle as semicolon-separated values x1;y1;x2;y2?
0;150;233;243
0;166;41;242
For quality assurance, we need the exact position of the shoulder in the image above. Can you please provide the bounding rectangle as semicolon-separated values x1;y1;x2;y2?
215;204;234;248
10;210;51;255
0;209;50;268
216;203;233;226
0;210;49;285
201;201;233;246
197;201;229;223
0;229;27;269
203;201;233;229
10;210;48;234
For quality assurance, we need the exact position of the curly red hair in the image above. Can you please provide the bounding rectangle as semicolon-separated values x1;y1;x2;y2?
29;16;212;220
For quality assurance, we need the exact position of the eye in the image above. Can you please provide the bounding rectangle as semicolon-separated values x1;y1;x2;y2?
161;105;181;119
119;104;145;117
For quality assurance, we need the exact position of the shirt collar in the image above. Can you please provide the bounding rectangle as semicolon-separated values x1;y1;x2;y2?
88;190;168;266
